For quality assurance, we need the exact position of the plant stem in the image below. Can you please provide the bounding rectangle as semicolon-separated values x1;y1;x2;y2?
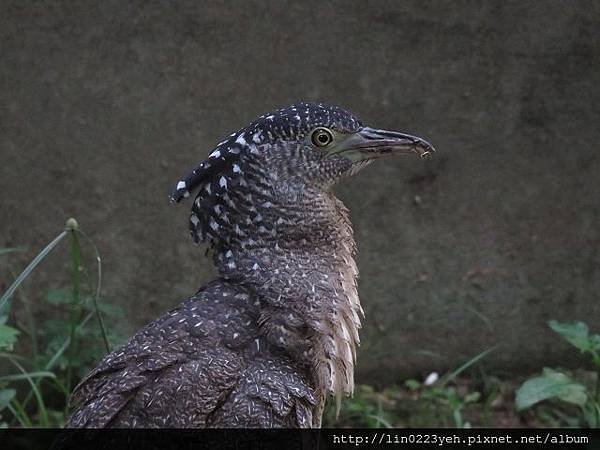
76;229;110;353
65;224;82;408
20;287;38;365
594;353;600;427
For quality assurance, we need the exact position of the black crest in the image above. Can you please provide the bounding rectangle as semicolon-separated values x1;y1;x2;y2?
169;102;362;203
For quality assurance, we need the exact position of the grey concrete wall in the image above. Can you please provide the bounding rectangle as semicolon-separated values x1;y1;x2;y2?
1;1;599;383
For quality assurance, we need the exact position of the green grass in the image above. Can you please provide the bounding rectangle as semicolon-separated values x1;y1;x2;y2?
324;348;498;428
325;322;600;429
0;218;123;427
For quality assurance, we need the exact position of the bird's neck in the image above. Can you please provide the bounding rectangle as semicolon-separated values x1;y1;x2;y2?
214;190;362;403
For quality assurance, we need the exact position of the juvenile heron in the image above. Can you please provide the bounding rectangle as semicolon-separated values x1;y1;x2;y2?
67;102;434;427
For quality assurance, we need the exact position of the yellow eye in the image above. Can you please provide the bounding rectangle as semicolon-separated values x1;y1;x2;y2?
311;127;334;147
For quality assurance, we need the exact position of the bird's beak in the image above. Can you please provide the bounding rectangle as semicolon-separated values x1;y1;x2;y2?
329;127;435;161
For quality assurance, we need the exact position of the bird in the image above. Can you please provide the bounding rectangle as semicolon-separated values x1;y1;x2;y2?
67;102;434;428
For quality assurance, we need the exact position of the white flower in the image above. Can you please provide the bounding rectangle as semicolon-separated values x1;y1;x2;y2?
424;372;439;386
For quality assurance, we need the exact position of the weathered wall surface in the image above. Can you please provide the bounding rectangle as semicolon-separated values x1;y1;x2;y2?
1;1;599;383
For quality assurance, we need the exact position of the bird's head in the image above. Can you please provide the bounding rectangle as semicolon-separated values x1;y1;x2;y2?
170;102;434;246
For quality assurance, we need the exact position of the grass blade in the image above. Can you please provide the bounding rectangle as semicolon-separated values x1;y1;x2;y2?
3;353;50;426
17;311;95;418
440;346;498;387
366;414;393;428
0;371;56;383
7;399;32;428
0;248;24;256
0;231;67;313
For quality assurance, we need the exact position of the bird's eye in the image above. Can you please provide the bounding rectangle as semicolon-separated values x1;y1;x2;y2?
311;127;334;147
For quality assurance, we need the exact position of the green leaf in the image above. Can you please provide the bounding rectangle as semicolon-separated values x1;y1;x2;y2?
445;387;461;408
0;389;16;411
584;402;600;428
45;288;72;305
590;335;600;353
0;297;12;318
464;391;481;403
515;368;588;411
404;379;421;391
0;324;20;351
96;301;123;318
548;320;592;353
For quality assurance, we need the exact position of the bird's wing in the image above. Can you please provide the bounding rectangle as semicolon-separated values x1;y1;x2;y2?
205;352;317;427
67;283;248;427
67;282;317;427
68;345;244;427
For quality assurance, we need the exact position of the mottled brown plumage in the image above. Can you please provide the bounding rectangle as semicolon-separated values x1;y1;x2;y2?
67;102;434;428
